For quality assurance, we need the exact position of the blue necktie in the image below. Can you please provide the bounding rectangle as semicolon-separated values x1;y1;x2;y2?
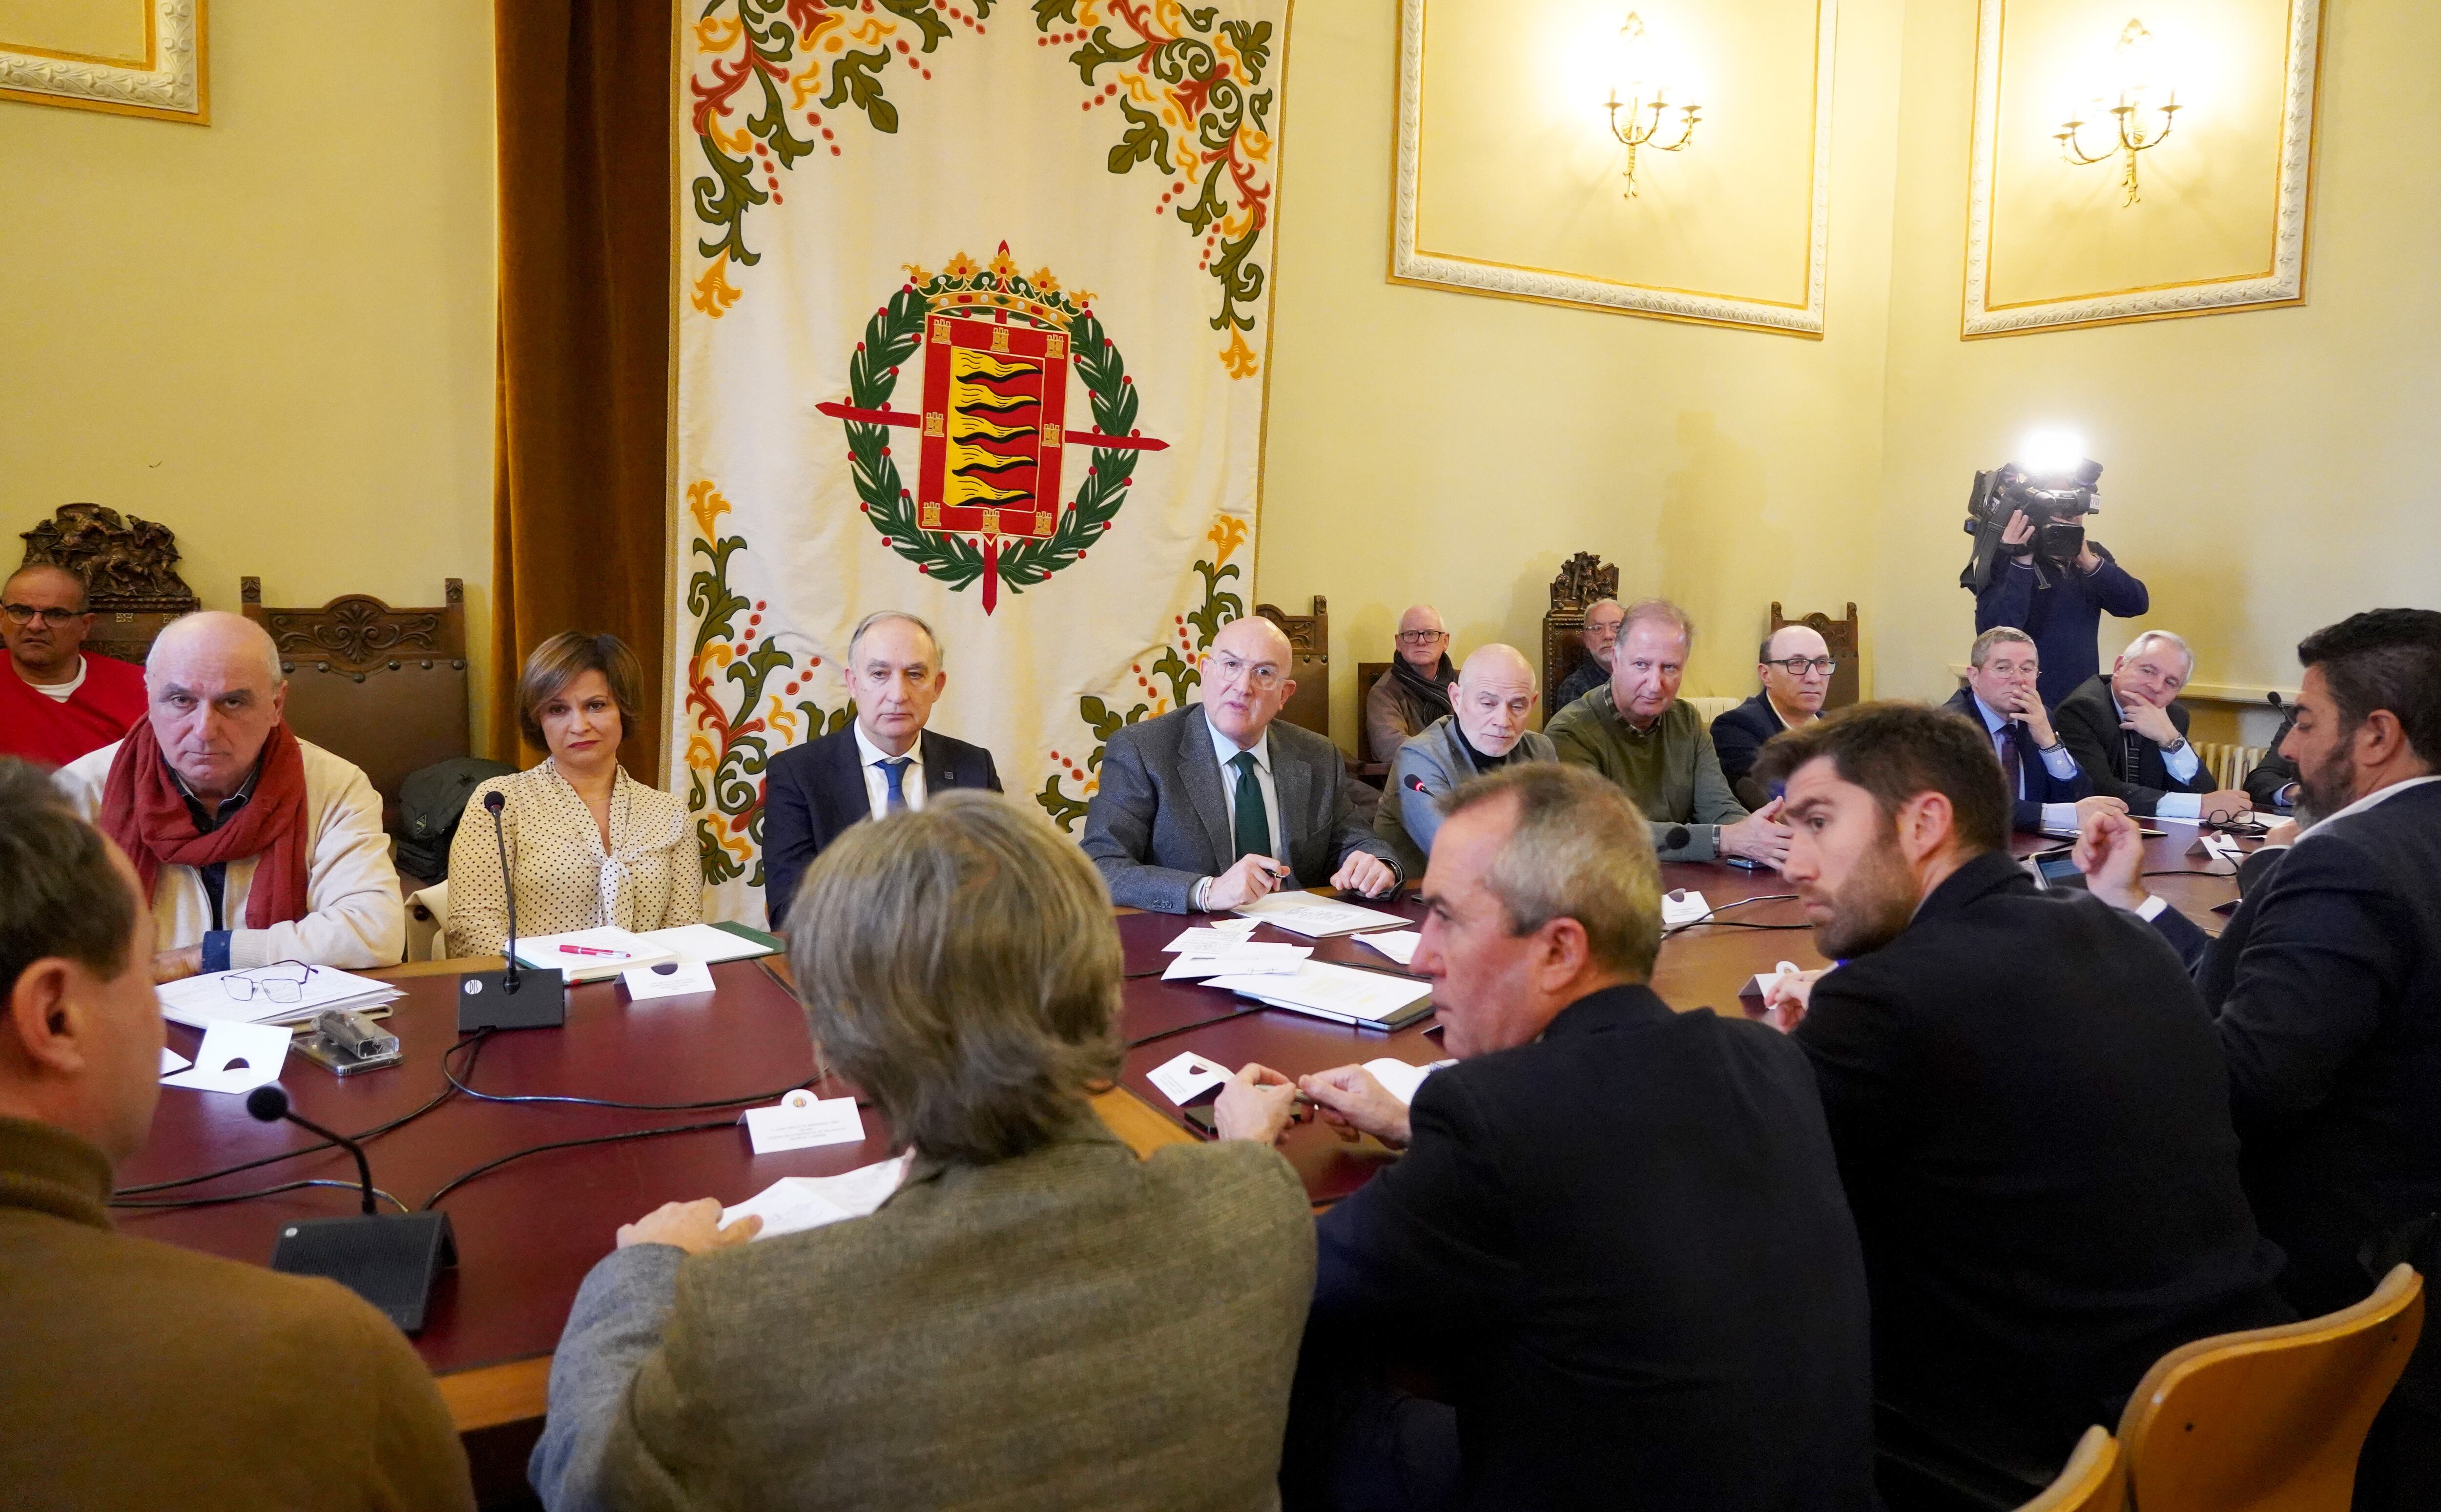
879;757;911;814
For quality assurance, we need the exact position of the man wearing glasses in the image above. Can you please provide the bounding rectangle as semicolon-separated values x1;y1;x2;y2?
1363;604;1456;766
1552;597;1626;714
1711;624;1835;809
0;564;146;768
1083;614;1402;913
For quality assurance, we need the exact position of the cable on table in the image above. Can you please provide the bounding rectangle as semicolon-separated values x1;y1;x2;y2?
419;1118;743;1211
436;1030;820;1111
111;1177;412;1215
1122;1002;1277;1050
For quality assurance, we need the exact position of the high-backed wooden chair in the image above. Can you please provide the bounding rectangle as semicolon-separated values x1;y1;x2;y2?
2017;1427;2125;1512
241;577;473;829
1254;596;1331;741
17;501;200;664
1540;551;1619;722
2117;1262;2423;1512
1770;601;1862;709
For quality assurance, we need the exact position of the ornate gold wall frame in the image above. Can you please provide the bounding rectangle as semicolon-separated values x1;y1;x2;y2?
0;0;207;124
1389;0;1839;338
1961;0;2322;338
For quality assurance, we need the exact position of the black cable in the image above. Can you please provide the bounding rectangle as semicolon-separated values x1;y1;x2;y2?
419;1118;740;1210
1662;893;1805;936
111;1177;411;1215
437;1031;817;1111
1123;1003;1275;1050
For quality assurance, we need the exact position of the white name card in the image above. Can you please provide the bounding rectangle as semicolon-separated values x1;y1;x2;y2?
742;1089;868;1154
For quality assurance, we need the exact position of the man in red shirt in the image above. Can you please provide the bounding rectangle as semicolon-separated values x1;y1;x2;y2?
0;565;147;768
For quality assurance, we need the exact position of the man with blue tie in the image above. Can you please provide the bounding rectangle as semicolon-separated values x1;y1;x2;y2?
1941;627;2120;835
760;611;1000;928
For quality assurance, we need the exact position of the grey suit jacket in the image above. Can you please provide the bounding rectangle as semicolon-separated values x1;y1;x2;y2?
1080;704;1397;913
532;1115;1315;1512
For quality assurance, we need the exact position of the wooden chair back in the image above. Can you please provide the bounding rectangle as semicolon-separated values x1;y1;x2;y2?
17;501;201;664
1254;596;1331;741
1540;551;1619;716
2017;1426;2125;1512
1769;601;1861;709
2117;1262;2424;1512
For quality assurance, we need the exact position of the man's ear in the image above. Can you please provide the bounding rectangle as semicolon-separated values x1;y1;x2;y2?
1896;791;1957;866
2355;709;2409;767
3;959;88;1078
1535;916;1593;988
1277;676;1297;705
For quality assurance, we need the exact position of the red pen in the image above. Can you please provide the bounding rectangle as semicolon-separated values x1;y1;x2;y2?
559;945;630;958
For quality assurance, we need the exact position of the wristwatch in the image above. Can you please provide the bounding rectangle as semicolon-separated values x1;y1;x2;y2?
2163;737;2189;755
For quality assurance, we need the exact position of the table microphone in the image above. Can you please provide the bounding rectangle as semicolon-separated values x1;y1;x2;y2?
247;1082;456;1334
457;789;566;1031
1662;826;1692;853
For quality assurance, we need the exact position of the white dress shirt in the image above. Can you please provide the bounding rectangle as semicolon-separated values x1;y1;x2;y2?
2113;693;2206;817
1970;693;2083;831
853;721;929;820
1190;718;1287;910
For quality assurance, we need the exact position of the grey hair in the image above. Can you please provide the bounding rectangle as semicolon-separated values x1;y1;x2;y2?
784;790;1121;1164
1620;598;1695;649
0;759;136;997
847;610;942;669
1969;626;2036;669
146;610;284;687
2120;629;2194;675
1435;763;1664;979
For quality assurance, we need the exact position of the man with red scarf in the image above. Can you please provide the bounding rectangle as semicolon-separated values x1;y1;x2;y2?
53;613;403;981
0;564;147;767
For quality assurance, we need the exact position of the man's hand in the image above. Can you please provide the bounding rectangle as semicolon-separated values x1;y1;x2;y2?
1214;1063;1300;1145
1300;1064;1412;1148
1718;798;1791;868
2072;795;2130;827
151;946;203;983
2000;509;2035;558
2117;698;2183;748
1761;966;1826;1034
1331;851;1397;899
2198;789;2254;824
2073;806;2151;912
2004;687;2058;748
2075;539;2104;574
616;1198;761;1256
2261;817;2300;848
1202;853;1287;912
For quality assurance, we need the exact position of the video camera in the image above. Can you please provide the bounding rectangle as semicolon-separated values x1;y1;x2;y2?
1958;449;2104;596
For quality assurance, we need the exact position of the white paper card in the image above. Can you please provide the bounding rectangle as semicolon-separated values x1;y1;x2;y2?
724;1152;911;1241
160;1047;191;1074
641;922;777;963
1232;892;1410;938
161;1019;290;1093
1147;1051;1234;1105
1747;961;1806;998
622;960;719;1001
1161;944;1310;981
742;1089;868;1154
1161;921;1261;952
1661;890;1714;927
1360;930;1421;967
1361;1056;1450;1106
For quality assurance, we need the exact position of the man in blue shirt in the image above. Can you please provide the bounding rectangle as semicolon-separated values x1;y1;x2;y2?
1940;627;2120;834
1971;508;2151;709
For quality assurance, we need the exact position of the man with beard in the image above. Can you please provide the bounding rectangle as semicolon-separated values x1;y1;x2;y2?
1365;604;1457;766
2077;608;2441;1511
1753;703;2287;1509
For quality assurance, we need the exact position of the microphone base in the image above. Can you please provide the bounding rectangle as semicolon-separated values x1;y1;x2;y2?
269;1211;456;1335
456;966;566;1031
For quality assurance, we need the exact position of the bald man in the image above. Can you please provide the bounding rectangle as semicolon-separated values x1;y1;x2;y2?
0;564;147;767
1712;624;1834;809
1083;615;1402;914
53;612;403;979
1374;643;1554;876
1364;604;1456;765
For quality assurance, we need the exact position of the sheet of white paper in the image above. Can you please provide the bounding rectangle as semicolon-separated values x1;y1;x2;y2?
742;1090;869;1154
1204;962;1433;1023
1359;930;1421;967
640;922;776;963
1232;892;1410;938
1161;921;1261;952
724;1152;911;1240
161;1019;290;1093
1747;960;1806;998
622;960;720;1001
160;1047;191;1074
1660;890;1714;927
1147;1051;1234;1105
1161;944;1311;981
514;926;679;981
1360;1056;1450;1106
154;965;398;1029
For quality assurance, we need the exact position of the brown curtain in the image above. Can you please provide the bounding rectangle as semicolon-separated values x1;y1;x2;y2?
491;0;671;779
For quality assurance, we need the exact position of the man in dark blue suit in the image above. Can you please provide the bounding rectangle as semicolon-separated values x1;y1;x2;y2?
1939;627;2114;834
760;612;998;929
2078;609;2441;1512
1712;623;1833;808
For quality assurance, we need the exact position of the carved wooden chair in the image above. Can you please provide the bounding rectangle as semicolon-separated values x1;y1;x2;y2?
1540;551;1620;721
1356;661;1395;764
16;501;201;664
1769;601;1861;709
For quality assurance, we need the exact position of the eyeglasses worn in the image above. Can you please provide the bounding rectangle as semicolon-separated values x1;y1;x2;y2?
2;603;89;627
1394;629;1448;645
1767;657;1839;675
1209;653;1284;690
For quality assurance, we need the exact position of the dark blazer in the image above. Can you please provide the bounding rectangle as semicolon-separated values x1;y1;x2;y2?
1710;692;1789;810
761;725;1000;929
2053;674;2215;817
1079;704;1395;914
1306;985;1877;1511
1972;546;2150;709
2145;780;2441;1316
2244;707;2301;811
1795;851;2288;1479
1941;687;2092;832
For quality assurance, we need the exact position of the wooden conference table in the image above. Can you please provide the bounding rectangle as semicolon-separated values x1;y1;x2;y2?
113;824;2248;1481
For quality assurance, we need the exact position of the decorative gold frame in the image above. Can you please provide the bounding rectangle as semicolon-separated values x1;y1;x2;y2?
1388;0;1838;338
1960;0;2322;338
0;0;207;125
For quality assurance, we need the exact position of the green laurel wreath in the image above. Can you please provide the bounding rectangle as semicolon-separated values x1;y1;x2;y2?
839;277;1143;597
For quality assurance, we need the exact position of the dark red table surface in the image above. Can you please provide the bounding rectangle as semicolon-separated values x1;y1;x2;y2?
114;825;2243;1379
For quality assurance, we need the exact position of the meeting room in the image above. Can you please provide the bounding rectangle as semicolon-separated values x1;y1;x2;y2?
6;2;2440;1509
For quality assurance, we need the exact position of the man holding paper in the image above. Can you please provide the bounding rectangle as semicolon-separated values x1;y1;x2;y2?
1082;614;1400;914
1218;763;1874;1512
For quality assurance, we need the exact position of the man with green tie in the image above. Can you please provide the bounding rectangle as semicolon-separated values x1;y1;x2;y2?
1082;615;1401;914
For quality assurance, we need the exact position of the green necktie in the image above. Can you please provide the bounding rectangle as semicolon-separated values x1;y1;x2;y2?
1228;750;1271;862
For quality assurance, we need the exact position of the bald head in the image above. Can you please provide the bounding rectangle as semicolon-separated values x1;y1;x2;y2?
1454;643;1539;756
1394;603;1449;673
145;613;288;802
1;564;94;682
1205;615;1296;746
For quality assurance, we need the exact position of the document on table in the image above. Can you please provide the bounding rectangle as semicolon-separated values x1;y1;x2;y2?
155;964;400;1029
1232;892;1411;939
1361;1056;1452;1107
1202;961;1434;1029
640;922;781;964
1358;930;1421;967
516;926;680;981
1161;921;1261;952
724;1152;912;1241
1161;943;1311;981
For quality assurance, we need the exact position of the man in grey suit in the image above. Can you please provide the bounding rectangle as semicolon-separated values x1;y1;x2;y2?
1374;643;1553;877
1082;614;1401;914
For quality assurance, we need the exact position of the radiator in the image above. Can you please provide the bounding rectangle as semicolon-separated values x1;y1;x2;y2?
2192;742;2266;791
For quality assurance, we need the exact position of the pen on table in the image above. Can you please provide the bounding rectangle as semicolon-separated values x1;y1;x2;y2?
559;946;631;958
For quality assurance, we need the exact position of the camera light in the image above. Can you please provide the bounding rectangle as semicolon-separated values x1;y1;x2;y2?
2016;428;2087;479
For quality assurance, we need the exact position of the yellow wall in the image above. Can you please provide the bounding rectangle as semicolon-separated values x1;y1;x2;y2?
0;0;498;736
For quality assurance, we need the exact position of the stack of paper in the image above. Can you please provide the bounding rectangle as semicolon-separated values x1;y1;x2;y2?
515;926;678;982
640;922;782;964
723;1152;912;1242
1161;920;1261;953
156;964;400;1029
1162;943;1312;981
1358;930;1422;968
1232;891;1411;939
1202;960;1434;1030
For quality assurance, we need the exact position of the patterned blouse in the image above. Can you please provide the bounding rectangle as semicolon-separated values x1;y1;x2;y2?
443;759;701;957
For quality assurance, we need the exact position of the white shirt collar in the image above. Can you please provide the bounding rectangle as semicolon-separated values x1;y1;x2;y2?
852;720;920;770
1204;710;1270;772
2305;773;2441;834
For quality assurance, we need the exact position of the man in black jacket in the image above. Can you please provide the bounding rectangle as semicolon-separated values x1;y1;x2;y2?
2052;630;2250;820
2077;609;2441;1511
1939;627;2114;834
1754;704;2287;1508
760;611;999;928
1218;762;1875;1512
1712;623;1833;808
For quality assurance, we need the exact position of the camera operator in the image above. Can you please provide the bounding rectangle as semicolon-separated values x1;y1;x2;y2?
1974;509;2150;711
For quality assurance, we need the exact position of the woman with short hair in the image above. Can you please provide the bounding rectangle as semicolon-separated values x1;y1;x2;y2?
443;632;697;957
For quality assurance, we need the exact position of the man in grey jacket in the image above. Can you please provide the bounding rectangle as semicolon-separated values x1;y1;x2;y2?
1082;615;1401;914
1375;643;1554;876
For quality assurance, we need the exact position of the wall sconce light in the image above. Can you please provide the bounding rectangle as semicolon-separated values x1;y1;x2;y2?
1603;12;1701;201
2056;17;2181;206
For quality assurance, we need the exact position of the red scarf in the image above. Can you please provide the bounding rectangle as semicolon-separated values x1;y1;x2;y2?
98;718;312;928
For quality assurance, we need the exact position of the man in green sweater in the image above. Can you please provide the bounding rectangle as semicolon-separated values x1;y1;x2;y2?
1547;600;1792;867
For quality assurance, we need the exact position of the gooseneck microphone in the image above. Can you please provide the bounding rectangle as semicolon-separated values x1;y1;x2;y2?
458;791;565;1031
484;789;520;992
247;1083;375;1215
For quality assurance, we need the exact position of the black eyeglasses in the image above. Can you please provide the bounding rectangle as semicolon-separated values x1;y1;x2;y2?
1765;657;1839;675
1;604;88;627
